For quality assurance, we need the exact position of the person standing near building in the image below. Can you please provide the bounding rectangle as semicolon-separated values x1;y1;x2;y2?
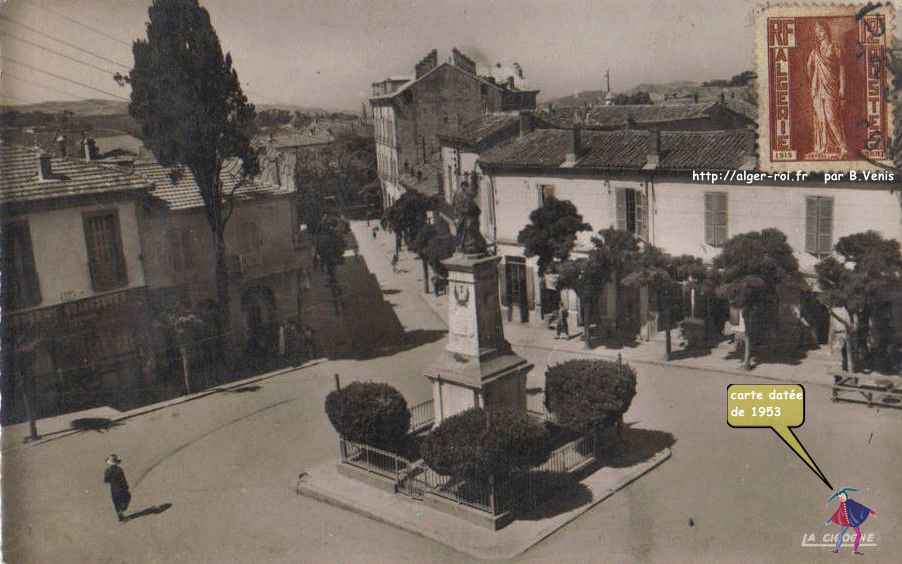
104;454;131;522
556;301;569;340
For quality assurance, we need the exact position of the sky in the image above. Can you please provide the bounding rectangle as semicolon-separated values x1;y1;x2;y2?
1;0;778;111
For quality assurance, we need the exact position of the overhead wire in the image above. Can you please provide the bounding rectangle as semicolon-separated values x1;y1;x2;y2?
0;55;129;101
20;0;132;47
2;71;90;101
1;31;121;75
0;15;131;70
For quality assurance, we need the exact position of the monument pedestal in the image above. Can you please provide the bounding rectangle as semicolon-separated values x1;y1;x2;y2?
425;253;532;424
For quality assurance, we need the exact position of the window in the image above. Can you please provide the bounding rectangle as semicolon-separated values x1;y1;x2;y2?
704;192;728;247
2;221;41;310
83;210;128;292
538;184;555;207
615;188;648;240
806;196;834;255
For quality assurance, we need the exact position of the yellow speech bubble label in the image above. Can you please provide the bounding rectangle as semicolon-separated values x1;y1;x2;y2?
727;384;832;490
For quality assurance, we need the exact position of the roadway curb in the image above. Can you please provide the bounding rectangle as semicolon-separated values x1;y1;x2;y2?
6;359;326;452
297;448;671;561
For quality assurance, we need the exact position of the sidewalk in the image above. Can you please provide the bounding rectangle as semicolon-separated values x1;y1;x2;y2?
1;358;325;453
354;220;840;390
298;448;671;560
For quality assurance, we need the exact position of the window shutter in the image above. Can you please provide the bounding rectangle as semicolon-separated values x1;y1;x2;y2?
818;197;833;254
83;216;100;290
716;192;728;246
501;262;511;307
804;196;818;253
19;223;41;307
615;188;627;231
704;193;715;245
110;212;128;287
525;265;535;310
636;189;648;240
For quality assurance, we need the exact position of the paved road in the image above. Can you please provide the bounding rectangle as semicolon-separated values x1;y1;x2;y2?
3;220;900;563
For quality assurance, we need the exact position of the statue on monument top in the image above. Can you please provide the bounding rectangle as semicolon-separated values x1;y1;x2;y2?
453;177;488;257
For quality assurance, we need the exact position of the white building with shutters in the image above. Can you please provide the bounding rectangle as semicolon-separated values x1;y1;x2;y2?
478;127;902;347
1;143;154;421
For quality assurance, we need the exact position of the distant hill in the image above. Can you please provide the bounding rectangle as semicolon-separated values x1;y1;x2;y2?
0;98;129;116
544;80;755;109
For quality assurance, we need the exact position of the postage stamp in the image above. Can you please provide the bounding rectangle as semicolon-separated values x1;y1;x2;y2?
756;3;896;171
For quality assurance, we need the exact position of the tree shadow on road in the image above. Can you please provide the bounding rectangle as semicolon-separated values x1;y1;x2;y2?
602;427;676;469
515;472;594;521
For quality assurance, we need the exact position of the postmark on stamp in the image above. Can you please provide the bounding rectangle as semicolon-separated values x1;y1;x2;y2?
756;3;895;171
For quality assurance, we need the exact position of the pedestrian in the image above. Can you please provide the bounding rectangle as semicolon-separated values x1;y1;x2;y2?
837;332;849;372
104;454;131;522
372;226;378;239
391;253;399;273
825;487;876;555
556;301;569;340
303;325;318;359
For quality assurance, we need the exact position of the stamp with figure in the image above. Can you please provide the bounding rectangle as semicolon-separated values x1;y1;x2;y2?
756;3;895;171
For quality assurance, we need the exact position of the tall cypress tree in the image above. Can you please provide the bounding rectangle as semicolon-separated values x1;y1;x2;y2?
126;0;258;360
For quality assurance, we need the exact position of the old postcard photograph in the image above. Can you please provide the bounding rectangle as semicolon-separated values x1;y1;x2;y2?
1;1;900;563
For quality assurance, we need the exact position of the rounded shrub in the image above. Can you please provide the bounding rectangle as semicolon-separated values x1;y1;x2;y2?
421;407;551;478
544;359;637;434
324;382;411;449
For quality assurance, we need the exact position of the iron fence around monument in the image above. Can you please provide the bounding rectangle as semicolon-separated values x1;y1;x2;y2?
338;425;600;518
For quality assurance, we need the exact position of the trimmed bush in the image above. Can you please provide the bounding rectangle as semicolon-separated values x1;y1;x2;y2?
324;382;411;449
545;359;637;435
421;407;551;478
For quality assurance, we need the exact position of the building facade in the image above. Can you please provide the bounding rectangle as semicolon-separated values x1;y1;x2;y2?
132;160;307;367
479;127;902;350
1;143;154;421
370;48;539;208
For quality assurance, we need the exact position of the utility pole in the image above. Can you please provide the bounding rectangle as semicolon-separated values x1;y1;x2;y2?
605;69;611;94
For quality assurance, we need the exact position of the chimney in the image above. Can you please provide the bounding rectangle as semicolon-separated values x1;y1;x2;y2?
739;151;758;170
37;150;53;180
56;134;67;158
518;112;533;139
82;136;97;161
644;130;661;170
564;126;582;166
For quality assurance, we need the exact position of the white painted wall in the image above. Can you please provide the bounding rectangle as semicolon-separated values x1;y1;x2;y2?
20;199;145;308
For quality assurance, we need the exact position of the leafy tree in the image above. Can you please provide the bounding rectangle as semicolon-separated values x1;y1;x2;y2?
300;189;324;234
324;382;410;449
410;223;455;294
622;245;676;359
517;196;591;277
815;231;902;372
316;214;348;283
545;359;637;440
421;407;551;479
385;191;431;255
591;228;640;330
713;229;799;369
126;0;258;361
556;256;606;346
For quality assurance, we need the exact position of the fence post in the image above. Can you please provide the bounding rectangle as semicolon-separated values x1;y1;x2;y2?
489;474;496;515
334;373;341;392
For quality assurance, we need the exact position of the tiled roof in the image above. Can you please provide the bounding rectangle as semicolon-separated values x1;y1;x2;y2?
479;129;756;171
0;143;151;205
723;98;758;123
132;159;291;211
370;62;519;102
438;113;520;148
542;102;722;129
